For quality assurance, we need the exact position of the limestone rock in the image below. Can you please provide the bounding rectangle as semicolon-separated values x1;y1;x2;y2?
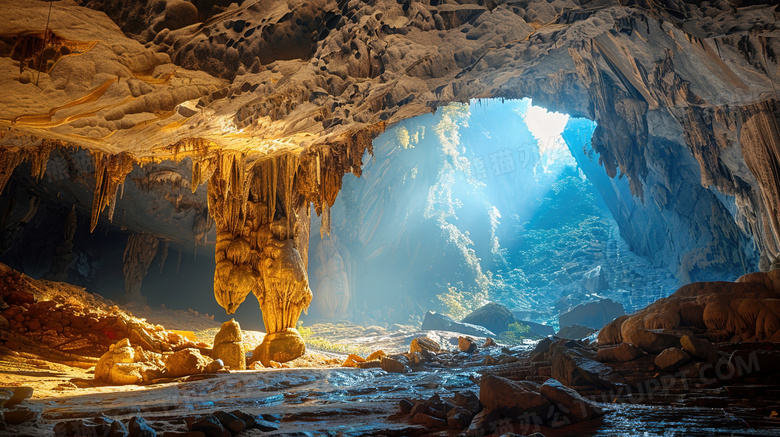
128;416;156;437
551;347;626;389
250;328;305;367
95;338;143;385
165;348;211;378
212;319;245;370
458;336;477;353
559;298;625;331
654;347;691;372
556;324;596;340
630;329;682;354
462;302;516;335
479;375;551;418
410;337;440;354
380;357;408;374
539;378;604;422
596;343;644;363
680;335;718;363
421;311;495;337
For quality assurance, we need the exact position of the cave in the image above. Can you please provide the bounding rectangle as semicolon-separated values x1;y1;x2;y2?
1;0;780;436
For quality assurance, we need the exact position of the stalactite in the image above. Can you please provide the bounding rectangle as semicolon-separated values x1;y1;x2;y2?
740;100;780;260
176;248;182;275
0;141;55;196
91;151;134;232
122;233;159;304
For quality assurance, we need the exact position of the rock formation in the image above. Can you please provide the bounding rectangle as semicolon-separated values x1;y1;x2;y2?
2;0;780;355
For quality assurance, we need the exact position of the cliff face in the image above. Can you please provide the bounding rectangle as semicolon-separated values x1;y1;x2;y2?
0;0;778;311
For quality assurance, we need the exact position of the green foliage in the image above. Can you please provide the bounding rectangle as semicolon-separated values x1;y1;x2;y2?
497;322;533;344
438;285;487;320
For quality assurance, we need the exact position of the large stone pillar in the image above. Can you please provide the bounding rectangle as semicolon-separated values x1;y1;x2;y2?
208;152;312;366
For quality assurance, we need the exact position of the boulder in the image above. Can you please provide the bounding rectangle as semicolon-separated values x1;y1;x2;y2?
458;336;477;353
596;343;643;362
212;319;245;370
410;337;440;354
165;348;211;378
95;338;143;385
597;315;629;345
479;375;551;418
582;265;609;293
680;335;718;363
128;416;156;437
556;324;596;340
421;311;496;337
446;407;473;430
250;328;305;367
453;390;481;415
559;299;624;330
380;357;408;373
462;303;516;335
516;320;555;337
539;378;604;422
165;0;199;31
654;347;691;372
630;329;681;354
551;348;626;389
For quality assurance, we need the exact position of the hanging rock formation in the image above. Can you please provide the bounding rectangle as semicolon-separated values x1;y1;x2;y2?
209;152;313;365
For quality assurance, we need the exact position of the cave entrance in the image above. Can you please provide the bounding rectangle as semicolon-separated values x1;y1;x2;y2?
308;99;679;331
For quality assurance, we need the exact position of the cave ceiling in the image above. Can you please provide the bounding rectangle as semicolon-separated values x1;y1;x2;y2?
1;0;780;307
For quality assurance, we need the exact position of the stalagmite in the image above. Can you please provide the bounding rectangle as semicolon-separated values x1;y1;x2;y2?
122;233;160;304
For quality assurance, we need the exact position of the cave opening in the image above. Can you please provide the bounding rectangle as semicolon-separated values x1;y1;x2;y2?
307;98;685;333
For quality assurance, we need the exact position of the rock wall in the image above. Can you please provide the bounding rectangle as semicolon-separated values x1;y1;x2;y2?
1;0;780;314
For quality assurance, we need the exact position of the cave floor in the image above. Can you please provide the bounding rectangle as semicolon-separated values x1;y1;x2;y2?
3;340;780;437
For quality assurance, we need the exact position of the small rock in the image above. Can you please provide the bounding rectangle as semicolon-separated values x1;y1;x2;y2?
212;319;245;370
341;353;365;367
467;408;499;435
410;337;440;354
228;410;255;428
462;302;516;335
453;390;481;415
680;335;718;363
213;411;245;433
410;412;447;429
479;375;551;418
366;350;386;361
630;329;681;354
399;399;414;413
539;378;604;422
655;347;691;372
483;337;496;348
260;413;282;422
458;336;477;353
596;343;644;362
165;349;211;378
3;386;33;408
446;406;472;430
128;417;156;437
3;407;39;425
252;419;279;432
381;357;409;373
190;415;226;437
